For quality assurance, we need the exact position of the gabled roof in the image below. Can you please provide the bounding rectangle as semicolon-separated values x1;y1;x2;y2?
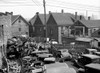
51;13;74;26
11;15;29;25
38;14;50;25
29;15;37;25
80;20;100;28
11;15;20;24
29;14;50;25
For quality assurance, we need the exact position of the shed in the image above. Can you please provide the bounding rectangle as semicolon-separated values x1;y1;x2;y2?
75;37;92;48
90;38;100;49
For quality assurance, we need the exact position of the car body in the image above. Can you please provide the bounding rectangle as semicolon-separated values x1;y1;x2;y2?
46;62;76;73
75;54;100;68
32;50;55;62
85;63;100;73
58;49;72;62
85;48;97;54
31;61;46;73
44;56;56;62
94;52;100;56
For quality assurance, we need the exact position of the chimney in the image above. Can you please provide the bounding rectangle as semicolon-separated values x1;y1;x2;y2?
36;12;39;15
88;16;91;20
5;12;12;15
5;12;9;15
61;9;64;13
11;12;13;15
75;12;77;20
80;15;82;20
49;11;51;14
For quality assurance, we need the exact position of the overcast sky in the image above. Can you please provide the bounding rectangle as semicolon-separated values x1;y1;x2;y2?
0;0;100;19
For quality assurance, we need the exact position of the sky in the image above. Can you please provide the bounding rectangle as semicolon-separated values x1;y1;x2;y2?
0;0;100;20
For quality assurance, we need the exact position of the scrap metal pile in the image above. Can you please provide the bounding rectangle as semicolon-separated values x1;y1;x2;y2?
2;36;48;73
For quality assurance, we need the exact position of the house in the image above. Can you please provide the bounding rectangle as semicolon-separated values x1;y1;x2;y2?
80;20;100;37
70;12;87;37
47;12;74;44
0;12;29;45
70;20;88;37
29;12;50;38
71;17;100;37
11;15;29;37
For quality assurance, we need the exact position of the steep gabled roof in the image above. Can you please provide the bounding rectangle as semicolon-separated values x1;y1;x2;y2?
80;20;100;28
51;13;74;26
29;14;50;25
38;14;50;25
11;15;29;25
11;15;20;24
29;15;37;25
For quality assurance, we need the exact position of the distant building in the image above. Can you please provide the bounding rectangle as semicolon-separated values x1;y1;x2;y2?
29;11;75;43
0;12;29;45
47;12;74;44
29;12;50;37
11;15;29;37
71;18;100;37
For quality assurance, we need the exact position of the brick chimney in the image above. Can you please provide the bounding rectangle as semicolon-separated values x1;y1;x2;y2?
5;12;13;15
88;16;91;20
80;15;82;20
61;9;64;13
36;12;39;15
75;12;77;20
49;11;51;14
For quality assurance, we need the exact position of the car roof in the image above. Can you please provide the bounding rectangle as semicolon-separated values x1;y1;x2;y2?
82;54;100;59
95;52;100;54
32;50;48;53
87;48;97;51
85;63;100;70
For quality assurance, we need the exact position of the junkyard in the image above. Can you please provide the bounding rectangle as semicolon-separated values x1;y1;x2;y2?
0;36;100;73
0;0;100;73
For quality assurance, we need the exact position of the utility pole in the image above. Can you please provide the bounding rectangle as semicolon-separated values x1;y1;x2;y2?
43;0;47;41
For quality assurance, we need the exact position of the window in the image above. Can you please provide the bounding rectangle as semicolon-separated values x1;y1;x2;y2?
19;28;21;31
98;31;100;35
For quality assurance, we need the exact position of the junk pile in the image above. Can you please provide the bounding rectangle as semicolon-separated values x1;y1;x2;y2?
2;36;47;73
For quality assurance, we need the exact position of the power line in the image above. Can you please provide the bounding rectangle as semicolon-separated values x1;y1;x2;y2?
46;1;100;11
46;4;100;12
0;0;100;12
31;0;39;6
47;0;100;9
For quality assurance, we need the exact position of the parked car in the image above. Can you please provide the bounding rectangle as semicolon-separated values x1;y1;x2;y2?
32;50;55;62
44;55;56;63
85;48;97;54
58;49;72;62
85;63;100;73
31;61;46;73
94;52;100;56
74;54;100;68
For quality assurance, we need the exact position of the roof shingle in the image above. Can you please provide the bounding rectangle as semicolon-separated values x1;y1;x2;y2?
80;20;100;28
51;13;74;26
